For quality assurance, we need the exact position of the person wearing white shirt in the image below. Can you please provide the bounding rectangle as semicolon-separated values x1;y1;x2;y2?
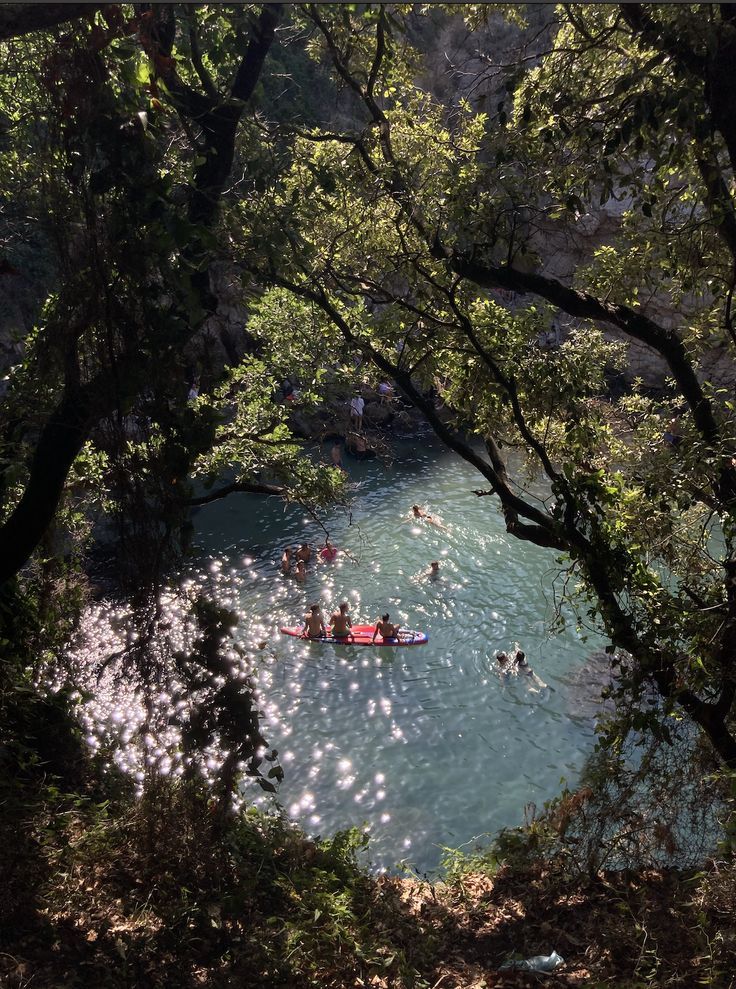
350;393;365;430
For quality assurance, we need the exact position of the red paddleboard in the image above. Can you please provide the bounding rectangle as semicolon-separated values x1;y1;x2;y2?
280;624;428;646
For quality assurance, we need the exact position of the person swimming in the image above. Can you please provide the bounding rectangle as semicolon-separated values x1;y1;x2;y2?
296;543;312;564
410;505;448;530
320;539;338;561
281;546;293;575
514;649;551;692
330;601;352;638
294;559;306;582
373;613;401;642
302;603;326;638
426;560;440;580
496;651;512;676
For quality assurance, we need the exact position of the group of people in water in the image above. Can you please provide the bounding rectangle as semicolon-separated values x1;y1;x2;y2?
496;648;549;692
408;504;448;530
294;503;445;641
286;504;544;680
281;539;338;581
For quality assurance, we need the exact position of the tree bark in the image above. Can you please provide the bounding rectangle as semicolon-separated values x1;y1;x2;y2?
0;390;91;586
0;5;282;588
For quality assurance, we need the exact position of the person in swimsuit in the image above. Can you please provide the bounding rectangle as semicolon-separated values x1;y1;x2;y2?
281;546;293;575
514;649;551;692
496;651;512;677
330;601;352;638
410;505;447;530
373;613;401;642
515;650;530;673
320;539;338;561
426;560;440;580
296;543;312;564
331;441;344;468
302;604;326;638
295;560;306;582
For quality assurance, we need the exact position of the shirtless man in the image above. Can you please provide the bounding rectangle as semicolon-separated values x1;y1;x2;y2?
330;601;352;638
331;441;344;468
296;543;312;564
373;613;401;642
302;603;326;638
281;546;293;575
294;560;306;582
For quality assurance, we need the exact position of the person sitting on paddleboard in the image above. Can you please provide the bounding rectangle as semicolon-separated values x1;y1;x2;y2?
302;603;326;638
330;601;352;638
373;613;401;642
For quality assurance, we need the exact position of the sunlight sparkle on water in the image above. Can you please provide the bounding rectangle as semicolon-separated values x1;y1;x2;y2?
58;438;605;873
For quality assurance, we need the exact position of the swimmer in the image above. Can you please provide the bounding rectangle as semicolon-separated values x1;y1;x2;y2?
410;504;448;530
281;546;293;575
496;651;513;677
514;649;551;692
514;650;531;674
302;603;326;638
294;559;306;582
330;601;352;638
320;539;338;561
373;613;401;642
296;543;312;564
425;560;441;580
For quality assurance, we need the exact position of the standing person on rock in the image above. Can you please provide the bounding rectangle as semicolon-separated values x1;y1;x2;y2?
350;392;365;431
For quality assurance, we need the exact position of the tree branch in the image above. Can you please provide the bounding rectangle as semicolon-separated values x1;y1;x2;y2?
0;3;103;41
188;480;285;506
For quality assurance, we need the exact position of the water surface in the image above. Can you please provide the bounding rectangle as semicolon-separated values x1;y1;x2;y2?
191;436;604;872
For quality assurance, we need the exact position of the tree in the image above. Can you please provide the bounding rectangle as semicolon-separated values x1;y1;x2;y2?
238;3;736;767
0;3;291;592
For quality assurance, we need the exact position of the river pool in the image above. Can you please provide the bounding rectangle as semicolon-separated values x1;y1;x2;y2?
187;435;604;873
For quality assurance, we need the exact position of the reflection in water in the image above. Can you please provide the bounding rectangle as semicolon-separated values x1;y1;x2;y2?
64;437;605;873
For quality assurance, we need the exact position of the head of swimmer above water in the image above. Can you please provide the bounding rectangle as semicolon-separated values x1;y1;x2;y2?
515;650;527;666
496;651;509;665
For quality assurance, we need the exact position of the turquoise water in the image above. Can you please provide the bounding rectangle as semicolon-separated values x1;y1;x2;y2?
189;436;604;873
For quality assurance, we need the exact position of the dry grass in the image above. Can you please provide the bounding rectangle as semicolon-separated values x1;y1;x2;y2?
2;769;735;989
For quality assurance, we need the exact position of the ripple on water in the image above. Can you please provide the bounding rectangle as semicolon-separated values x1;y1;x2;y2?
188;439;603;872
68;438;603;874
